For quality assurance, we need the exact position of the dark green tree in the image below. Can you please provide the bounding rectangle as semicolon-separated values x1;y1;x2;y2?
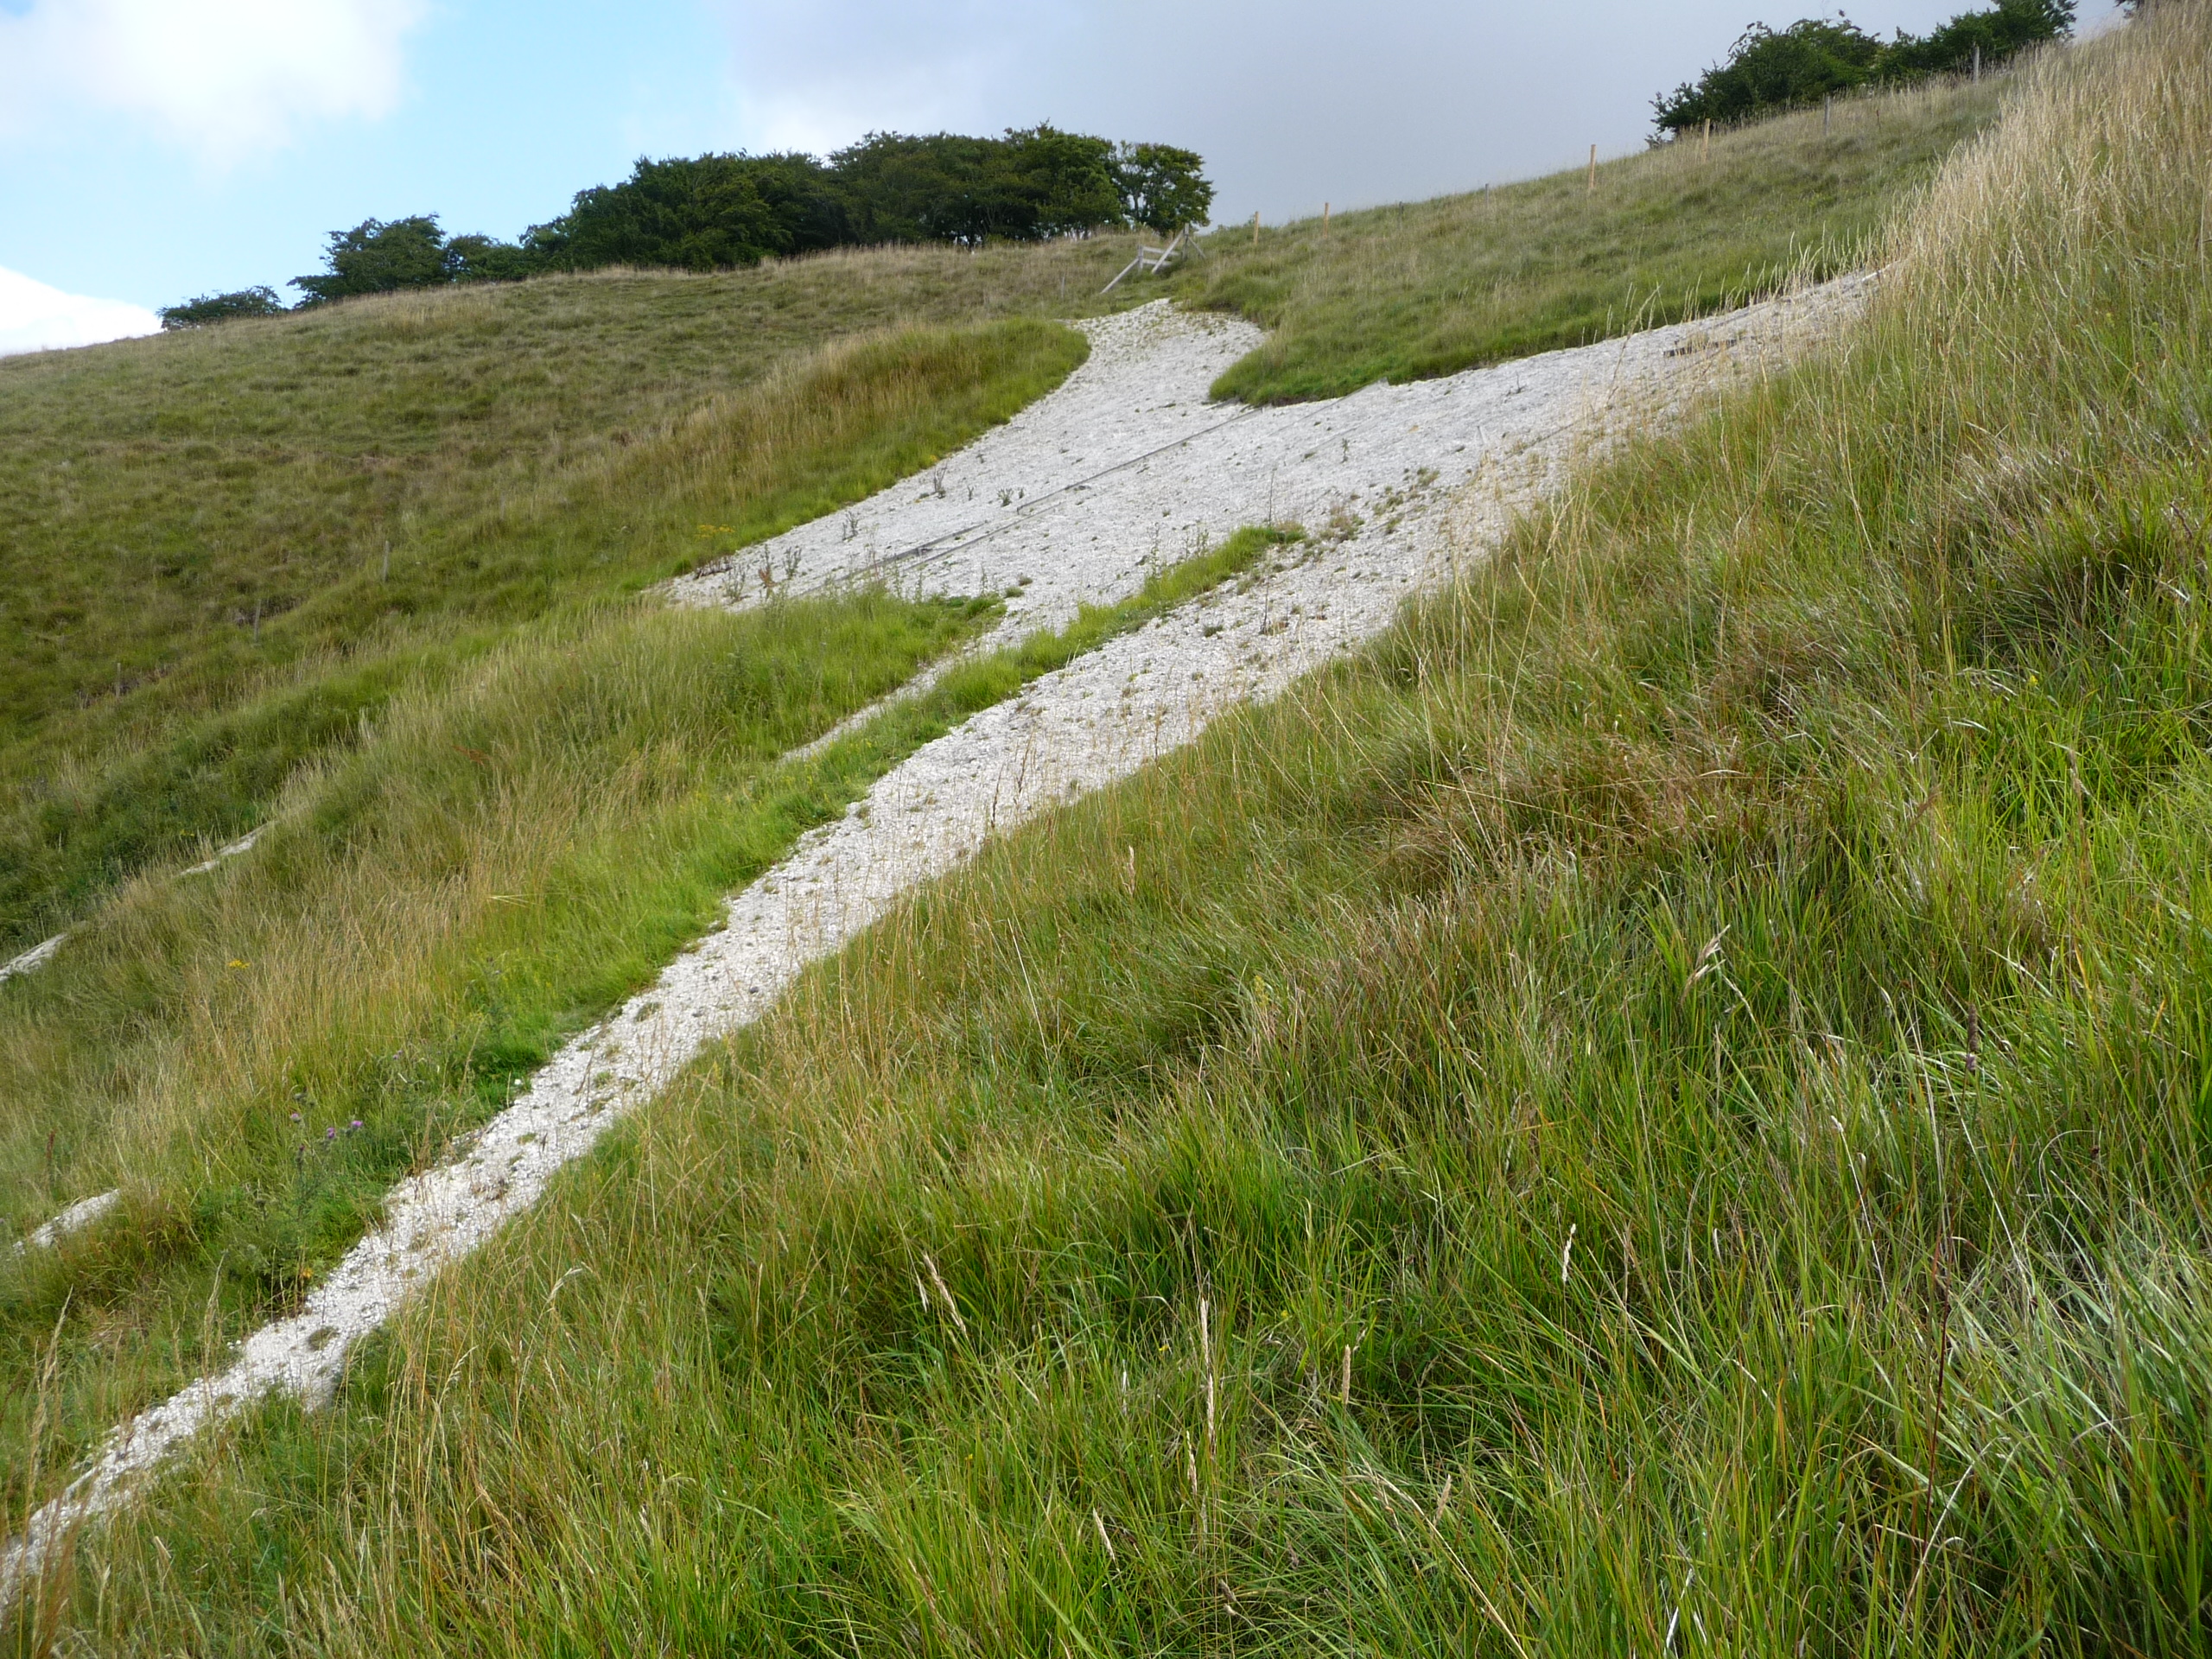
1655;17;1884;132
475;124;1209;278
1001;124;1125;237
831;126;1128;245
1653;1;2074;135
290;216;453;304
445;234;542;283
524;153;846;271
156;287;288;329
830;132;977;243
1881;0;2075;77
1112;142;1214;231
290;214;539;302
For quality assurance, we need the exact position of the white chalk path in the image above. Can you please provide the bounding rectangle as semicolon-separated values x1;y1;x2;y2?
669;286;1869;643
0;824;269;1010
0;934;66;986
11;1191;122;1256
1;281;1868;1603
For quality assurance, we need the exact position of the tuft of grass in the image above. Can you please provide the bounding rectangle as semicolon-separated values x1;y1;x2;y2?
20;10;2212;1650
1173;73;2006;402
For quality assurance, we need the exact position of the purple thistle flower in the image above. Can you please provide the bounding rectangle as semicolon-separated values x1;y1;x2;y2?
325;1126;337;1141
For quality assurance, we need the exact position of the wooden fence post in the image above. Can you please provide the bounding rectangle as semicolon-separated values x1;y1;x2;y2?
1251;210;1259;246
1322;201;1330;237
1587;144;1598;194
1702;118;1712;160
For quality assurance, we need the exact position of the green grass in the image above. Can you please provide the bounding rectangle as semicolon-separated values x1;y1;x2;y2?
2;82;1999;957
1171;73;2006;402
0;524;1295;1567
16;13;2210;1650
0;268;1114;958
0;586;991;1521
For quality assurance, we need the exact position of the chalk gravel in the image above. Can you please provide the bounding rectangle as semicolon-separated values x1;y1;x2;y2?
3;283;1868;1598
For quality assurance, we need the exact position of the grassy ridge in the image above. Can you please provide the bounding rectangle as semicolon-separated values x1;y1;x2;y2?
1172;73;2004;402
0;296;1095;959
24;10;2212;1649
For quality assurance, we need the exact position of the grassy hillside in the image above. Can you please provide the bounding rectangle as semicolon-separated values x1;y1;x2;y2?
4;74;2007;956
0;526;1300;1549
0;102;1964;1493
0;274;1108;958
16;8;2206;1649
0;56;2044;1644
1;89;1993;960
1173;73;2005;402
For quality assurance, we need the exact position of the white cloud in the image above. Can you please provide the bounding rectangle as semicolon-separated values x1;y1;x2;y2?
0;0;428;162
0;265;161;355
717;0;1088;157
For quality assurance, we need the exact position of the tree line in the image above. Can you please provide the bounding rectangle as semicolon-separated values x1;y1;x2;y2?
1653;0;2076;134
158;126;1211;327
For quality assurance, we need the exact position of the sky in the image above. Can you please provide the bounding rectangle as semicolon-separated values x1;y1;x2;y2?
0;0;2126;353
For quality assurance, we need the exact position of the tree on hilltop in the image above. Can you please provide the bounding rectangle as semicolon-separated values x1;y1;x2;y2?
1113;143;1214;232
1656;17;1885;133
1655;0;2075;135
288;215;540;303
1882;0;2076;77
445;233;541;283
523;153;848;272
291;216;454;304
831;126;1127;245
253;124;1215;298
294;214;448;305
157;287;288;329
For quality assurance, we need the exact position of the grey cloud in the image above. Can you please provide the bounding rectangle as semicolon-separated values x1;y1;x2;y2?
707;1;2119;225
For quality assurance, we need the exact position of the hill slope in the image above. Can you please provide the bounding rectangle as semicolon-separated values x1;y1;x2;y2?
0;80;1999;963
0;60;2060;1646
11;9;2204;1650
1174;73;2004;401
0;260;1114;958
